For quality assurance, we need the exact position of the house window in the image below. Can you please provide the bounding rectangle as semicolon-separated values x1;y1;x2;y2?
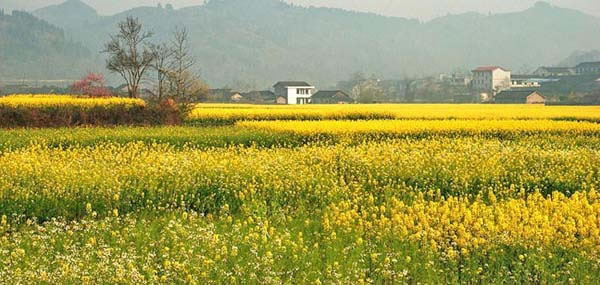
296;89;309;95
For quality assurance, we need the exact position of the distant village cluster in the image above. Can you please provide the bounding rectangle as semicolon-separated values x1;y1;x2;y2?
2;61;600;105
206;61;600;105
209;82;352;105
470;61;600;104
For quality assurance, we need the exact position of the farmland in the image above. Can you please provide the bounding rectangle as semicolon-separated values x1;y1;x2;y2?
1;101;600;283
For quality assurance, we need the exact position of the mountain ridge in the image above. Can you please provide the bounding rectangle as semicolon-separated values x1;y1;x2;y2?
16;0;600;87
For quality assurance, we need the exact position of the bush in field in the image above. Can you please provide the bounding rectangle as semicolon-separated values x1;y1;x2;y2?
71;72;112;98
0;94;182;127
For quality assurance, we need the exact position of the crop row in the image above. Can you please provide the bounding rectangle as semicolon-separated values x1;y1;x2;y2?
0;139;599;223
3;121;600;151
188;104;600;124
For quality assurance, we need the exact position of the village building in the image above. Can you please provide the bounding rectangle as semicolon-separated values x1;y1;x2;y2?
494;90;546;104
575;62;600;74
273;81;315;105
209;88;236;102
511;75;541;88
230;92;243;102
471;66;511;92
241;90;277;104
311;90;353;104
439;74;472;86
275;95;288;104
532;67;574;77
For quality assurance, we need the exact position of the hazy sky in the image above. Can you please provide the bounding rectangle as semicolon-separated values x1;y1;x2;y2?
1;0;599;20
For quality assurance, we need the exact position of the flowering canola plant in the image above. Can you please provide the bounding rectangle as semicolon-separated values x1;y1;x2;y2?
0;94;145;109
189;103;600;124
0;104;600;283
238;119;600;136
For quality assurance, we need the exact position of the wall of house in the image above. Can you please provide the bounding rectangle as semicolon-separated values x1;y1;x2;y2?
577;65;600;74
472;71;492;90
286;87;313;105
274;86;287;99
492;69;511;92
472;69;511;93
276;96;287;104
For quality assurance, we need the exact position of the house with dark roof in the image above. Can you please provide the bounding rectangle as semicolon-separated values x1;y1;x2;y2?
576;62;600;74
494;90;545;104
311;90;353;104
241;90;277;103
533;67;575;77
273;81;315;105
209;88;236;102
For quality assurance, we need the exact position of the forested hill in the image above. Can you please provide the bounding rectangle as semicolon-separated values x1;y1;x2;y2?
14;0;600;87
0;10;93;80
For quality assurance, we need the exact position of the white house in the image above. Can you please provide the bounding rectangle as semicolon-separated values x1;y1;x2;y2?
273;81;315;105
471;66;511;93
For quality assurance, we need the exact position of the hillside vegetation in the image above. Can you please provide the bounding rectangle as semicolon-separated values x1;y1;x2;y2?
0;10;93;80
19;0;600;87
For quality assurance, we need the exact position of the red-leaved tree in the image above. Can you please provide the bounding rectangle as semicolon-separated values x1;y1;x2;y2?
72;72;112;98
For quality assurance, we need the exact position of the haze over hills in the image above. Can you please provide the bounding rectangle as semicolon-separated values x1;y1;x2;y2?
0;9;93;81
1;0;599;88
558;50;600;67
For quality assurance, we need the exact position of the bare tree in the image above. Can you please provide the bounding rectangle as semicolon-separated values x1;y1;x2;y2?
103;16;155;98
169;26;196;99
149;43;172;100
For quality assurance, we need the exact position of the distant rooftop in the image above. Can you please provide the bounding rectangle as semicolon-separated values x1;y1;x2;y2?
273;81;313;88
472;66;509;72
312;90;351;99
496;90;543;100
576;61;600;68
537;67;573;72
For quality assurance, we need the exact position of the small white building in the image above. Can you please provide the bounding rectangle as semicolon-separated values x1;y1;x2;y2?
273;81;315;105
511;75;541;88
471;66;511;93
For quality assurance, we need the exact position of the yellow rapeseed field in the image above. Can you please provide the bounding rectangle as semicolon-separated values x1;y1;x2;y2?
189;103;600;123
1;102;600;283
0;94;145;108
238;119;600;136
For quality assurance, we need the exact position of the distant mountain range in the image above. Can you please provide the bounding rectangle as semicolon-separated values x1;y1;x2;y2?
0;9;93;81
2;0;600;88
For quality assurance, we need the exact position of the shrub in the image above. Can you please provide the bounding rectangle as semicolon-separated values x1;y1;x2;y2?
0;94;181;127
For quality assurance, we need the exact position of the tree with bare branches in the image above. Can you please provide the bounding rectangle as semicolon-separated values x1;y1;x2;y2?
169;26;197;100
149;43;172;100
103;16;155;98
